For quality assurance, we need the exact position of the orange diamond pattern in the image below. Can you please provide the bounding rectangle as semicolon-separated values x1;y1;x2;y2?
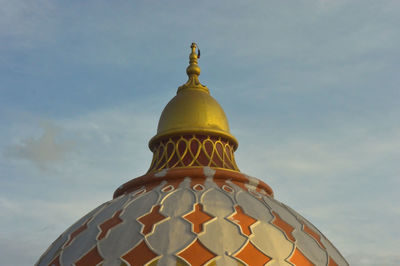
233;240;271;266
271;211;295;242
302;222;326;249
228;205;257;236
48;254;60;266
177;239;217;266
75;245;103;266
288;247;314;266
97;210;123;240
121;240;158;266
328;256;339;266
183;203;214;234
137;205;167;235
64;217;92;247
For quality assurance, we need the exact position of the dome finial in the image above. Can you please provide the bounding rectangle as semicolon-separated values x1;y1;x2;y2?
187;42;200;76
178;42;208;93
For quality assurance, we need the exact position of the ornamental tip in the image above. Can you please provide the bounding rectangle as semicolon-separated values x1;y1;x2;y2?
191;42;200;58
178;43;208;93
186;42;201;77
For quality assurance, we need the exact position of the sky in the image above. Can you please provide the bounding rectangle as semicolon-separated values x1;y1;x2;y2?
0;0;399;265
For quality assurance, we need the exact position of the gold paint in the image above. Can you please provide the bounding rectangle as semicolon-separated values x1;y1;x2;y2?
176;257;190;266
147;259;159;266
206;260;217;266
120;257;159;266
178;43;207;93
149;43;238;150
148;134;239;173
176;257;217;266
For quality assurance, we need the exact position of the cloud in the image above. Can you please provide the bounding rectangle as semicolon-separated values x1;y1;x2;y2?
4;121;75;170
0;195;108;265
237;122;400;178
233;120;400;263
346;253;400;266
0;104;159;264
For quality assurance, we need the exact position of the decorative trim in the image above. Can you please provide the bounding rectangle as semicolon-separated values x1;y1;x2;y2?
113;168;274;198
148;134;239;173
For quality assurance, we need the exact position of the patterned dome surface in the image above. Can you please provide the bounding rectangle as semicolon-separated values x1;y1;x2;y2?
37;44;348;265
37;167;347;266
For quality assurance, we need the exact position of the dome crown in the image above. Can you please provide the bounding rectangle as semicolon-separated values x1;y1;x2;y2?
149;43;238;151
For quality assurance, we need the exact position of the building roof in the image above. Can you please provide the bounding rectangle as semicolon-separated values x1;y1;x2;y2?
36;43;348;266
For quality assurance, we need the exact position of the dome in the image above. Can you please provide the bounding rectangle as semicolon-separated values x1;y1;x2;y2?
149;43;237;151
153;88;235;149
36;43;348;266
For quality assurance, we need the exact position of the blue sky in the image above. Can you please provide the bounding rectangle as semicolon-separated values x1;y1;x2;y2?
1;0;399;265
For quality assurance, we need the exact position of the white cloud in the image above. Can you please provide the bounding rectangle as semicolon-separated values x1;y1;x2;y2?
4;121;75;170
346;253;400;266
234;120;400;263
0;103;161;264
0;195;108;265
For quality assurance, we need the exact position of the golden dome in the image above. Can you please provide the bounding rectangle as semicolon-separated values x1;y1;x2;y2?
149;43;238;150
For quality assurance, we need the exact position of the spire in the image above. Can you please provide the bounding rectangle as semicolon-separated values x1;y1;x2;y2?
186;42;200;76
178;42;209;93
147;43;239;173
